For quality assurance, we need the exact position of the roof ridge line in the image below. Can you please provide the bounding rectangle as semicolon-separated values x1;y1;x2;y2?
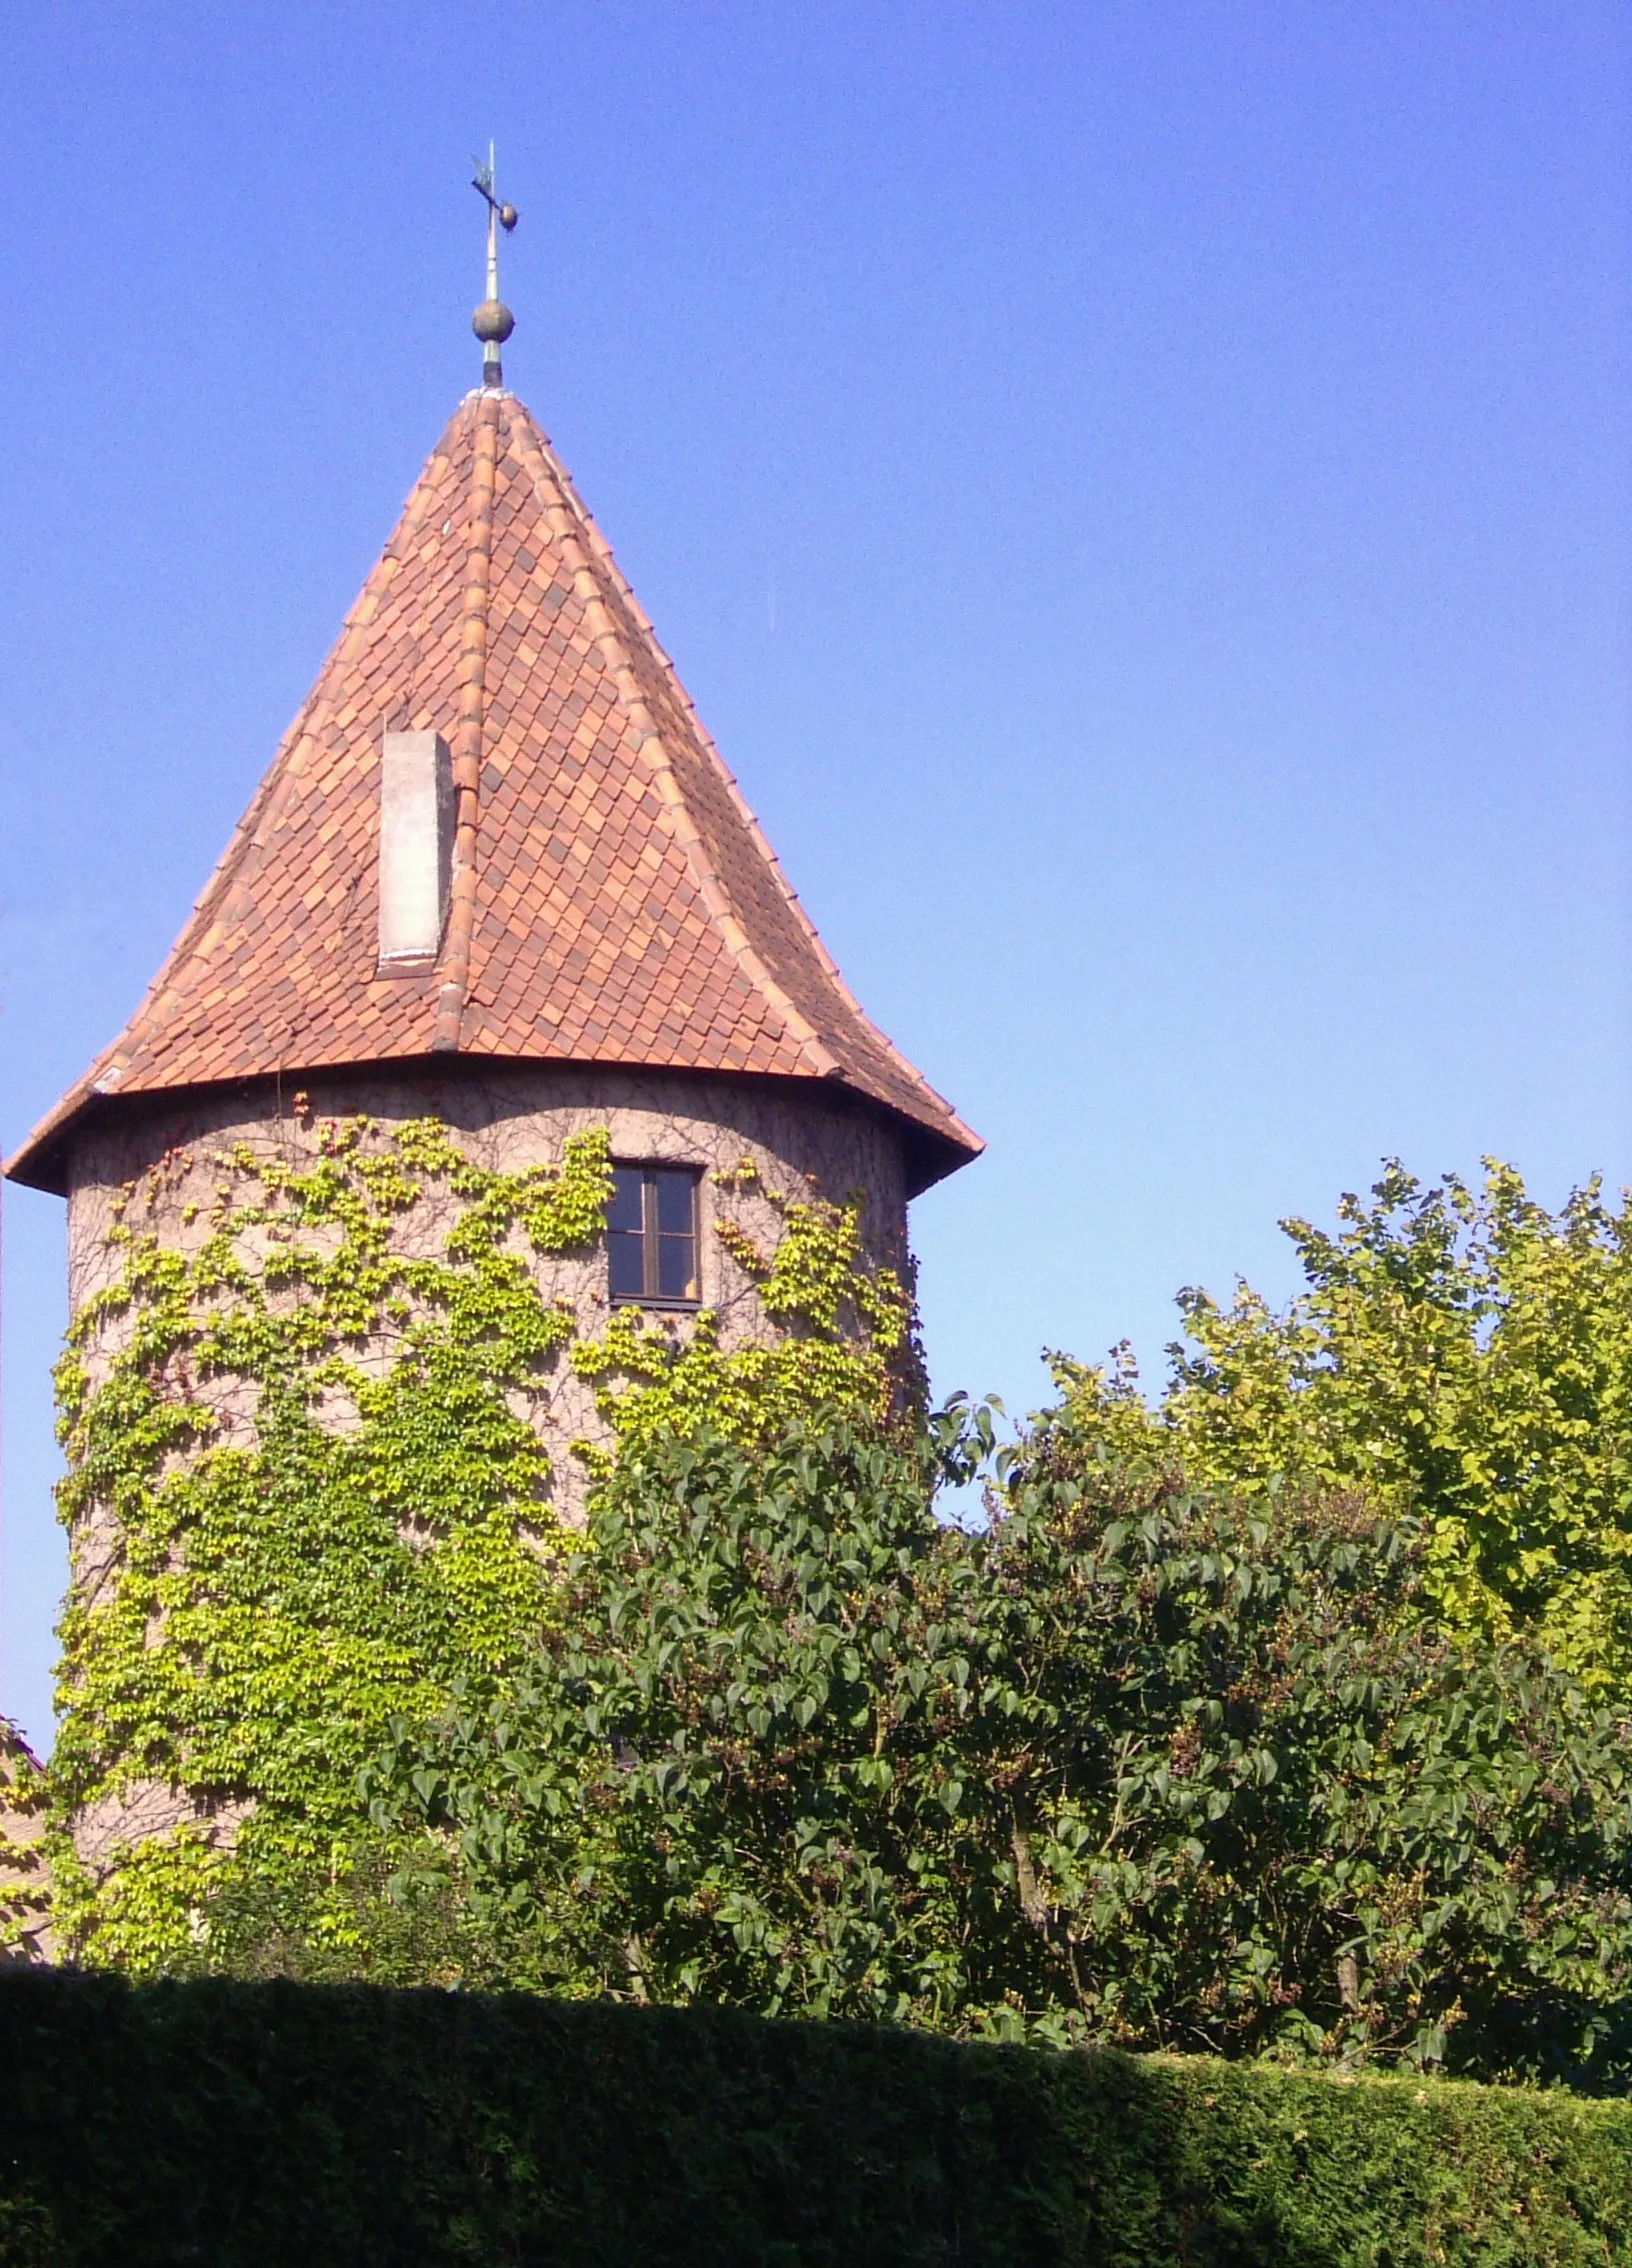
431;392;501;1050
49;605;372;1118
85;420;468;1088
95;687;326;1097
503;403;842;1084
6;414;470;1173
522;414;972;1133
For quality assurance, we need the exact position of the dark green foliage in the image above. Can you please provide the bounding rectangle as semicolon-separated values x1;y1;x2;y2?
3;1971;1632;2267
362;1415;995;2020
364;1414;1632;2084
989;1436;1632;2080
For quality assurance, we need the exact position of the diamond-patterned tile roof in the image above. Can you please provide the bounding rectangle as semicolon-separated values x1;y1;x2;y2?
8;389;980;1196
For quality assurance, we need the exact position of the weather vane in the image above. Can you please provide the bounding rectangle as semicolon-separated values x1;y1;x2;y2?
471;140;518;388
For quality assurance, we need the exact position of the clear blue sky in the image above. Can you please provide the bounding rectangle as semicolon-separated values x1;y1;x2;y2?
3;5;1628;1751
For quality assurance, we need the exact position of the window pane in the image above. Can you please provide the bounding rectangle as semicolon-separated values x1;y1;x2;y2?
657;1234;696;1301
608;1167;645;1234
654;1170;695;1235
609;1231;645;1299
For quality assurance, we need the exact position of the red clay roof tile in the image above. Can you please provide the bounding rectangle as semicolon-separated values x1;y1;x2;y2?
9;389;980;1196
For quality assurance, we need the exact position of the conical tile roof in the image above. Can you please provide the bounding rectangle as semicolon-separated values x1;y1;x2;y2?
8;389;980;1196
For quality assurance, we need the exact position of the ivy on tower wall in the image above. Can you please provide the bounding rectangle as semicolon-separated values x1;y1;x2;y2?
34;1113;914;1972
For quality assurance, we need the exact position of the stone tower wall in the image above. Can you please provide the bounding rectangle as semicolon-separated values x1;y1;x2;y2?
66;1063;911;1508
58;1066;911;1880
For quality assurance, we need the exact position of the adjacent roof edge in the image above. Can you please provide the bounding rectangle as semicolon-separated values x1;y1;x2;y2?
5;1055;977;1202
516;411;981;1154
501;413;845;1086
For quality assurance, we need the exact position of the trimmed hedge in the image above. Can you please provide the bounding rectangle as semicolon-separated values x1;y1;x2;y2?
2;1973;1630;2265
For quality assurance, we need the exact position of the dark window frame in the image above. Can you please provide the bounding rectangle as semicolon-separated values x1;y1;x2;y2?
608;1162;703;1309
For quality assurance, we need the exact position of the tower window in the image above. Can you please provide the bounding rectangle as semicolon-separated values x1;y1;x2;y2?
608;1165;701;1305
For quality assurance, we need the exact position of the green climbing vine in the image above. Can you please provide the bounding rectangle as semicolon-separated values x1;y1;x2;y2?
38;1114;913;1974
46;1113;612;1968
570;1157;920;1471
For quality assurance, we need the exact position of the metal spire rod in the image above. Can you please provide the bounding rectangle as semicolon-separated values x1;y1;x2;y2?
471;141;518;388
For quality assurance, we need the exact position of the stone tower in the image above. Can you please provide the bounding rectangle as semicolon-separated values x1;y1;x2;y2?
11;377;979;1438
5;331;979;1935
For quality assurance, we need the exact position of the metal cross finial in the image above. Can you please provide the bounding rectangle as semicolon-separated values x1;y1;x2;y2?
470;141;518;387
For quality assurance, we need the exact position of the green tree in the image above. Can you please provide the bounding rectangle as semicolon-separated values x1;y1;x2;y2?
363;1411;998;2023
989;1433;1632;2082
365;1408;1632;2086
1049;1162;1632;1686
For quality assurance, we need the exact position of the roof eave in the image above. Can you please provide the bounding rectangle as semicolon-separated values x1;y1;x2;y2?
6;1058;982;1204
5;1079;102;1196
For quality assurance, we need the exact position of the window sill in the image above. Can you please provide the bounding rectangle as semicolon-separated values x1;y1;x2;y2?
609;1295;702;1313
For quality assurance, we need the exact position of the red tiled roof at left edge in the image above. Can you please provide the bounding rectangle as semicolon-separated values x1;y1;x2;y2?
8;390;981;1197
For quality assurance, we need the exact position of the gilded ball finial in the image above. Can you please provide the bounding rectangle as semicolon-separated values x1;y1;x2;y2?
473;299;516;345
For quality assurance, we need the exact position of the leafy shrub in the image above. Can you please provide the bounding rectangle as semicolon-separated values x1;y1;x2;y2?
366;1408;1632;2085
1049;1162;1632;1685
363;1413;988;2020
986;1436;1632;2080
